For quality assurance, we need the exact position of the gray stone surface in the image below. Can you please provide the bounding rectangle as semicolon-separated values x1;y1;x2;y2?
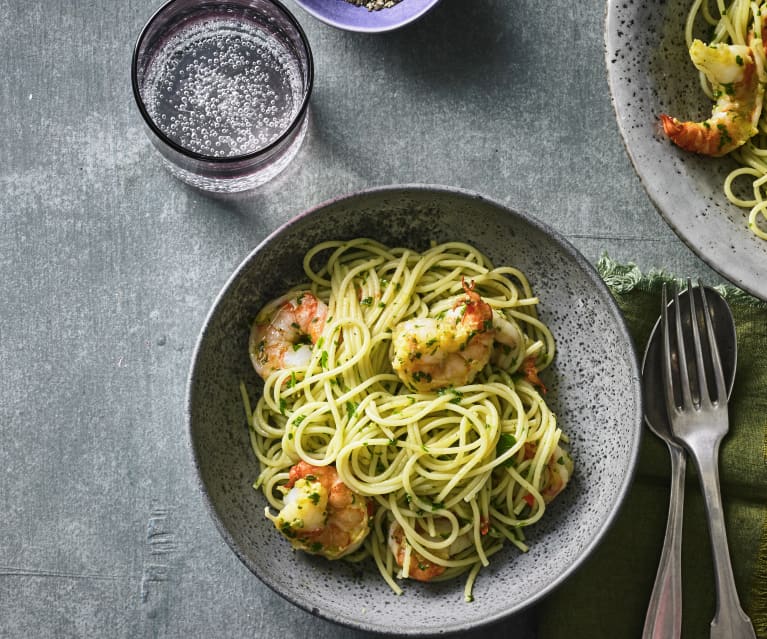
0;0;717;637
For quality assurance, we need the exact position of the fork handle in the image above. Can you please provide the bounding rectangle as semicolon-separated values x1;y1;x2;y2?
688;441;757;639
642;443;685;639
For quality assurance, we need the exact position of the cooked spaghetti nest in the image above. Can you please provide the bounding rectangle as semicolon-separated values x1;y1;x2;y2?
241;238;572;600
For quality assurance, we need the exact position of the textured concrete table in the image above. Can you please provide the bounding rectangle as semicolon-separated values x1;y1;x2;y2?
0;0;719;637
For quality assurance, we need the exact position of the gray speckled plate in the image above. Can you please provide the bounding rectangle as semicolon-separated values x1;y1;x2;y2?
606;0;767;300
186;185;642;635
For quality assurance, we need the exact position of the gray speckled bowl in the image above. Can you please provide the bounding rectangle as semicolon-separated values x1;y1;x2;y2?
606;0;767;300
187;185;642;635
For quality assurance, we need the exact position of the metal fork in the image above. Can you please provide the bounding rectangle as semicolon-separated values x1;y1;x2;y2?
661;281;756;639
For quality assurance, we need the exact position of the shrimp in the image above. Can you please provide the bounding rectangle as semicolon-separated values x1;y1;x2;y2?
521;355;547;393
265;461;371;560
522;443;573;504
541;445;574;503
387;520;474;582
249;291;328;380
390;279;518;392
660;39;765;157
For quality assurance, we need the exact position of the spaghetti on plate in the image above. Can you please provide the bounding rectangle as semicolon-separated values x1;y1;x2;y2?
240;239;572;599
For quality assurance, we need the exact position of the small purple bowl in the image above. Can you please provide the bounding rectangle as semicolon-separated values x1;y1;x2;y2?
293;0;441;33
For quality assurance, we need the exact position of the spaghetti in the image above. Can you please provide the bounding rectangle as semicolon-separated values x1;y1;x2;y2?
679;0;767;239
241;239;572;600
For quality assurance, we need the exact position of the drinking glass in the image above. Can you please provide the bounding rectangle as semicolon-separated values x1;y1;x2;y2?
132;0;313;193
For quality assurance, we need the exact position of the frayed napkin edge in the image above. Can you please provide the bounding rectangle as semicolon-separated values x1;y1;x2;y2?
596;254;765;307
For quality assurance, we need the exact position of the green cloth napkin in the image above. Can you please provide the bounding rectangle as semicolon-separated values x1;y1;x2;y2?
537;257;767;639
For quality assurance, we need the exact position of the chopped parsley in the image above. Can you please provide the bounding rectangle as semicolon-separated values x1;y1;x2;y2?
496;433;517;467
717;123;733;149
412;371;432;384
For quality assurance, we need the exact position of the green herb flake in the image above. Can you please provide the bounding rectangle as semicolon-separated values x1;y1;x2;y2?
496;433;517;467
717;123;733;149
449;389;463;404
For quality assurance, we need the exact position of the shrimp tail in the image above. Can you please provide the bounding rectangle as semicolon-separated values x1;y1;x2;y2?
659;113;736;157
457;277;493;328
460;276;480;303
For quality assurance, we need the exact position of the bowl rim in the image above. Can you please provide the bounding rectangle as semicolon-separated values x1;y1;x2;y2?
292;0;442;33
185;183;644;634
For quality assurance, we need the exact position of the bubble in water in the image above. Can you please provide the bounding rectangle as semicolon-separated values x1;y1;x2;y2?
141;14;304;157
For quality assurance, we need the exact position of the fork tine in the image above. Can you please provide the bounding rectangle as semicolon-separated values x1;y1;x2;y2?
673;284;694;409
687;278;710;407
661;283;678;417
698;280;728;404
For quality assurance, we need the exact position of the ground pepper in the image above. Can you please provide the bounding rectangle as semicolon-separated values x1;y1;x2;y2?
344;0;403;10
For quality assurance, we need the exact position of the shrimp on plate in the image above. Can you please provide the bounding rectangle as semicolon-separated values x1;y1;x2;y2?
660;39;765;156
522;443;574;504
390;279;520;392
249;291;329;380
265;461;372;559
387;519;474;582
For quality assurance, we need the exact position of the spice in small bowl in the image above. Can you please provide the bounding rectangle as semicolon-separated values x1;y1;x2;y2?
344;0;403;10
292;0;440;33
